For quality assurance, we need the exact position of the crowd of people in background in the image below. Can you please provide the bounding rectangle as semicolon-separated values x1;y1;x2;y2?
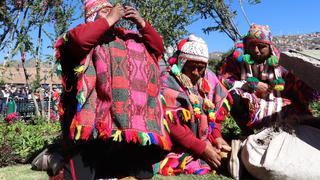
0;84;61;119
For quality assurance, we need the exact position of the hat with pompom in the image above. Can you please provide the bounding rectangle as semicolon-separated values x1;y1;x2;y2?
168;34;209;76
84;0;113;22
178;34;209;64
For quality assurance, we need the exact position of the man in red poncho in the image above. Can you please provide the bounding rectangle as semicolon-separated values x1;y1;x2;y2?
53;0;171;179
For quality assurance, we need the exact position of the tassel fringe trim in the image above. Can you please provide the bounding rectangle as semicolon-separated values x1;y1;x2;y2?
69;124;172;151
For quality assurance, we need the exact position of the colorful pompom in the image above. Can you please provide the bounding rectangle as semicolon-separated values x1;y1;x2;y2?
178;74;193;89
274;84;285;91
203;99;215;112
189;93;199;104
243;54;254;64
247;77;259;89
272;78;285;91
168;57;177;65
208;109;216;122
171;64;181;75
177;38;188;50
268;55;278;67
233;48;244;62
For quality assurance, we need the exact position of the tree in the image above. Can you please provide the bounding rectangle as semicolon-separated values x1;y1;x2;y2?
1;0;261;118
0;0;81;117
109;0;197;48
192;0;260;42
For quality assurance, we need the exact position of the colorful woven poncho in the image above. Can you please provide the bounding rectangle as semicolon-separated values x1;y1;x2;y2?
55;29;171;151
154;69;232;175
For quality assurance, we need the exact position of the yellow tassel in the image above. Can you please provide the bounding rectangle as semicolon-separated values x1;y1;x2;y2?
209;112;216;119
180;156;188;170
74;65;85;75
189;93;199;104
75;125;82;140
223;99;231;111
194;107;201;114
163;119;170;133
166;111;174;122
274;84;284;91
112;130;123;142
203;99;215;110
160;157;169;170
182;109;191;122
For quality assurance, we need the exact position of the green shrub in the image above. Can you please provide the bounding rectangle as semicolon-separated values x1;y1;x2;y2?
0;116;61;167
221;116;242;140
310;100;320;118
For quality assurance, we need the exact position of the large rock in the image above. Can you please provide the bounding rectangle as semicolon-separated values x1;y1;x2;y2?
280;50;320;90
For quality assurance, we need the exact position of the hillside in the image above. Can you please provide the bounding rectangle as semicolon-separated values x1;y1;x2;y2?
209;32;320;61
273;32;320;51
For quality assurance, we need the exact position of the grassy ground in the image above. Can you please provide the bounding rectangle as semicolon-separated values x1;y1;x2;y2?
0;164;231;180
0;164;47;180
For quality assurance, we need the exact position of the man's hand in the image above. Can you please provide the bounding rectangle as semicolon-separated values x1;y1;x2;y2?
124;6;145;28
215;137;231;152
104;3;125;26
241;81;270;98
255;81;270;98
201;142;221;169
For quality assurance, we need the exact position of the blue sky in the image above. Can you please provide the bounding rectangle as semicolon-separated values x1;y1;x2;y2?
1;0;320;62
187;0;320;52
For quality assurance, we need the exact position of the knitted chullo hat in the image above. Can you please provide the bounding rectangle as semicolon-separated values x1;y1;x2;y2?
168;34;209;75
84;0;113;22
178;34;209;64
233;24;280;65
246;24;273;45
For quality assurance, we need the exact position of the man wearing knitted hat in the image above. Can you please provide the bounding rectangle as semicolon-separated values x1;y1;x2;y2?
219;24;317;134
220;24;320;179
53;0;171;179
154;34;232;175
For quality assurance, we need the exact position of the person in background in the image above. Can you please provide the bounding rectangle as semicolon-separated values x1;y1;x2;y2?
219;24;319;180
219;24;318;134
155;35;232;176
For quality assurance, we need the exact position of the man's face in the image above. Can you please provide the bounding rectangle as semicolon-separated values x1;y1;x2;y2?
182;61;207;85
248;42;271;63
